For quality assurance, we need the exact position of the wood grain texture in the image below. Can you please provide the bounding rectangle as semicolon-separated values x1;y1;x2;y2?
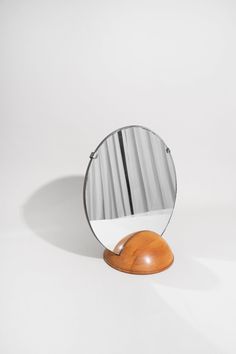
103;230;174;275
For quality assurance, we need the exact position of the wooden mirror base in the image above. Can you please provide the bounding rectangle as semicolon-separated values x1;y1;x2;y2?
103;230;174;275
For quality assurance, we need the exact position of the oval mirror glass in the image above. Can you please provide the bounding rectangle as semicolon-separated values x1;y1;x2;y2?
83;126;177;254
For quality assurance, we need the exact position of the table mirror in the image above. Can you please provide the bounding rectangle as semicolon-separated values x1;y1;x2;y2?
83;125;177;274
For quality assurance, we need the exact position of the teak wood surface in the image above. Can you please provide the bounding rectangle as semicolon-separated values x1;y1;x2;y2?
103;230;174;275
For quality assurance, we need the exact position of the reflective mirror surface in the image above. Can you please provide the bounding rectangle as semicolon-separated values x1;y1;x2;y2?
83;126;177;254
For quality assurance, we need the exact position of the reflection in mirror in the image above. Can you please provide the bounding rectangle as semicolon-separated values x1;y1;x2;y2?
84;126;177;254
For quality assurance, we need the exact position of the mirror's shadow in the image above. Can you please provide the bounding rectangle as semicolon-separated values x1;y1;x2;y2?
23;175;103;258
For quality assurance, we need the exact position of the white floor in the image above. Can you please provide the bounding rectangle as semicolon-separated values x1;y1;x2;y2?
1;175;236;354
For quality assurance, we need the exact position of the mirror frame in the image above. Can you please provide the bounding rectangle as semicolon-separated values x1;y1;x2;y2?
83;125;177;252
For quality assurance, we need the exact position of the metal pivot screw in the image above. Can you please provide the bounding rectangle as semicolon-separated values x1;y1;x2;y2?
89;152;98;159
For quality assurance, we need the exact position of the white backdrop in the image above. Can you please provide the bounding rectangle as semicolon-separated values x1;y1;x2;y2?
1;0;236;213
1;1;236;353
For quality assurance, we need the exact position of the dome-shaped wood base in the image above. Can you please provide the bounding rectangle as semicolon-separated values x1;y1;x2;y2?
103;230;174;275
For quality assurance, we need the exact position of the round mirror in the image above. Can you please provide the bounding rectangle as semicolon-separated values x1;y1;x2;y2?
83;125;177;255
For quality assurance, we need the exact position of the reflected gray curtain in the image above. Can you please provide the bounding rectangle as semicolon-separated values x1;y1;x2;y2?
86;127;176;220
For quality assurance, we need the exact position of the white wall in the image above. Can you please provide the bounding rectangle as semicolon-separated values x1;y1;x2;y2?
1;0;236;218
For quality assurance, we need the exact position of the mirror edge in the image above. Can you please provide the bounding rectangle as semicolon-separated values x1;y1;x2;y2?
82;125;178;254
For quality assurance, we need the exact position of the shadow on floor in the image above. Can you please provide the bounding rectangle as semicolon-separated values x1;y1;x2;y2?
23;175;103;258
23;177;233;289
